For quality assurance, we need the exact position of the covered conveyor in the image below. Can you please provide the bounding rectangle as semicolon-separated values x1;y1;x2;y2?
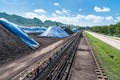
0;18;40;49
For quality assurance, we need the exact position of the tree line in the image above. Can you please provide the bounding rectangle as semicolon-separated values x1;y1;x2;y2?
91;22;120;37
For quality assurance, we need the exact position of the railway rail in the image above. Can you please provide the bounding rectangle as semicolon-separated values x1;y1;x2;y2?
85;34;109;80
11;31;108;80
11;32;82;80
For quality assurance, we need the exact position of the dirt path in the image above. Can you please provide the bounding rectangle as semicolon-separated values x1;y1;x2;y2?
71;36;97;80
86;31;120;50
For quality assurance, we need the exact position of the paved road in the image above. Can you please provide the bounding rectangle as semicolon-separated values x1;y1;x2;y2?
86;31;120;50
0;40;64;80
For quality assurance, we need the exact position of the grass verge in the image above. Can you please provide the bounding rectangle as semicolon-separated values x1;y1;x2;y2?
84;32;120;80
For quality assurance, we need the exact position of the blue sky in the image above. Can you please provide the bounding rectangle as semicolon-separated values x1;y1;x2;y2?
0;0;120;26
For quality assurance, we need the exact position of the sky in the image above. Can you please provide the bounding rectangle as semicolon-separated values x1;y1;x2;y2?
0;0;120;26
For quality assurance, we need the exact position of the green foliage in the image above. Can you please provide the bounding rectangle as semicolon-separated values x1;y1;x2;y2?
0;12;63;27
85;32;120;80
91;23;120;37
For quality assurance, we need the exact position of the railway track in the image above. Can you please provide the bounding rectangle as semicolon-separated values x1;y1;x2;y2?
11;31;108;80
11;32;82;80
85;34;109;80
33;32;81;80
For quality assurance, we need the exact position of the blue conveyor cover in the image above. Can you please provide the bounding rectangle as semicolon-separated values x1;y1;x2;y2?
40;26;69;38
0;18;40;49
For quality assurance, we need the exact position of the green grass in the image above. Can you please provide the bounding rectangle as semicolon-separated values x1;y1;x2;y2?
85;32;120;80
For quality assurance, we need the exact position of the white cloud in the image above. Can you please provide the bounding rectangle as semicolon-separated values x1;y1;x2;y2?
78;9;82;11
24;11;117;26
54;3;59;6
76;14;104;23
52;13;57;16
55;9;70;16
94;6;110;12
34;9;46;13
62;9;70;13
55;10;62;14
85;15;104;23
105;16;113;21
25;12;48;21
25;12;38;18
48;14;106;26
116;16;120;22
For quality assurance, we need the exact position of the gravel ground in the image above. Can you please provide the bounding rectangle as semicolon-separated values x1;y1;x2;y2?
71;36;97;80
86;31;120;50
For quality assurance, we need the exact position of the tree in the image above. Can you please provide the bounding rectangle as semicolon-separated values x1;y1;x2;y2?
90;22;120;37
